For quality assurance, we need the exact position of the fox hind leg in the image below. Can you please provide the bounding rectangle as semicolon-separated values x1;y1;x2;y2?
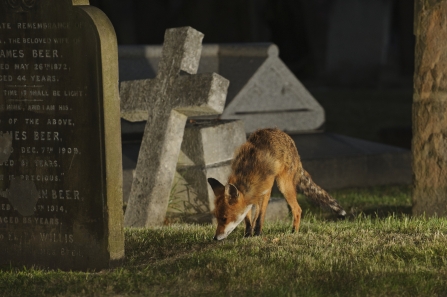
276;173;302;232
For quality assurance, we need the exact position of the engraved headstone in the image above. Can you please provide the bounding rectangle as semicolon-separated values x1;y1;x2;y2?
0;0;124;270
120;27;229;227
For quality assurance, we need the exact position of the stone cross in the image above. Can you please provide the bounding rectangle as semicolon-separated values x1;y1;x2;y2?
413;1;447;216
120;27;229;227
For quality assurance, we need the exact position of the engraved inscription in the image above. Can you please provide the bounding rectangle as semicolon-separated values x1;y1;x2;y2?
6;0;38;12
0;0;106;268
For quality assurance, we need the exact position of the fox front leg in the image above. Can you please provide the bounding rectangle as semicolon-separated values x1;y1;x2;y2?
253;193;271;236
244;211;253;237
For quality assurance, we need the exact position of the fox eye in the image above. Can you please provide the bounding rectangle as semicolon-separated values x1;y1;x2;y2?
221;218;227;223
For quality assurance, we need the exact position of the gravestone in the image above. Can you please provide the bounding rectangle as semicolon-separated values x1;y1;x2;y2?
120;27;229;227
0;0;124;270
218;44;324;133
119;43;324;134
413;1;447;216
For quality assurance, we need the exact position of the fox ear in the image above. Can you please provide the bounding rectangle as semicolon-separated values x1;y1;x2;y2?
207;178;225;197
225;183;239;201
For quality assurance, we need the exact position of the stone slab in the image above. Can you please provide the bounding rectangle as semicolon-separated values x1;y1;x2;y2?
122;132;411;213
292;133;411;189
122;133;411;190
173;164;232;216
0;0;124;270
175;120;246;216
264;198;289;222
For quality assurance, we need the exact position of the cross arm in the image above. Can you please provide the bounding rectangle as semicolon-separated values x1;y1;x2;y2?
172;73;229;117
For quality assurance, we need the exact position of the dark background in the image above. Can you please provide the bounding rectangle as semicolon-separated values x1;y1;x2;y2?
90;0;414;148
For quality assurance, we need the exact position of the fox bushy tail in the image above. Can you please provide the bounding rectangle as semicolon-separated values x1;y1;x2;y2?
295;169;346;217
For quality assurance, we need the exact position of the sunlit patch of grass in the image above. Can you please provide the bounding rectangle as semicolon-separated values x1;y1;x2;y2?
3;185;447;297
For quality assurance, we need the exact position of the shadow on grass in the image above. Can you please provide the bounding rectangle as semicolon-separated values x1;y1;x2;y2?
123;227;219;268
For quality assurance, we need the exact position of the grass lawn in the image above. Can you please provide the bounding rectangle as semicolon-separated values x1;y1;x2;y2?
2;185;447;296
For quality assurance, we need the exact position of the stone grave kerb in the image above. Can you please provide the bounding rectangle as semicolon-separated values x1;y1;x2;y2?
120;27;229;227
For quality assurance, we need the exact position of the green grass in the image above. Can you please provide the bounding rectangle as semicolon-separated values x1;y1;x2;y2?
3;185;447;297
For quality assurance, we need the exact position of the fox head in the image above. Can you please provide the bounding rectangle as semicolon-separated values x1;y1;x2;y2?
207;178;252;240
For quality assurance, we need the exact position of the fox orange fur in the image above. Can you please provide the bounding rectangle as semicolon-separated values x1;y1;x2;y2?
207;128;346;240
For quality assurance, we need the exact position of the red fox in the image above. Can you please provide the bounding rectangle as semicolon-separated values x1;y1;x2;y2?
208;128;346;240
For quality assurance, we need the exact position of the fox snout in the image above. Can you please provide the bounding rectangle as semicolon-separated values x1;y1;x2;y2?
213;205;253;240
213;219;235;241
213;221;238;241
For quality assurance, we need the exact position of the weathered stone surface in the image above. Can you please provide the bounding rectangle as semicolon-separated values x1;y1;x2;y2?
171;119;246;219
119;43;324;134
120;27;229;227
178;119;246;167
264;198;289;222
0;0;124;270
413;1;447;216
218;44;324;133
296;133;412;189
